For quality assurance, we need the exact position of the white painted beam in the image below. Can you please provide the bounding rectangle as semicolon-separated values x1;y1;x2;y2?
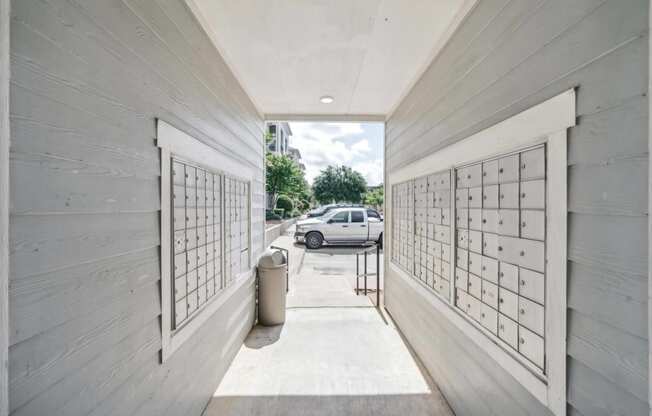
264;114;386;123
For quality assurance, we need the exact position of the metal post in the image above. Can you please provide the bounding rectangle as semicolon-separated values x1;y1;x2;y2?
356;253;359;295
270;245;289;293
376;243;380;308
364;251;368;295
286;248;289;293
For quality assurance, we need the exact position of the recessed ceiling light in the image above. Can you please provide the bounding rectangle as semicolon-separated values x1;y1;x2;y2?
320;95;334;104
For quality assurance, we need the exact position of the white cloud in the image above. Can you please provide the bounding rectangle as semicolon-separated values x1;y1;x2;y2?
351;139;371;155
289;122;383;185
290;122;365;136
353;159;384;186
290;122;363;143
337;123;365;136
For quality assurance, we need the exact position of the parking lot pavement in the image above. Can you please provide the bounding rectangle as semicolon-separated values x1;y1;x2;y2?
267;226;384;307
299;244;383;294
265;228;305;279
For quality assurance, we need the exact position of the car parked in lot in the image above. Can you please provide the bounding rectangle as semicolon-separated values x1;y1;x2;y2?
305;203;363;218
295;207;383;249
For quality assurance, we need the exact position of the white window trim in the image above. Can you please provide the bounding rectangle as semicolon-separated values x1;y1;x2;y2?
157;120;255;362
387;89;574;416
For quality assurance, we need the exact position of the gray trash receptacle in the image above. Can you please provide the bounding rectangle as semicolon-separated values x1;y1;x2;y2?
257;249;288;326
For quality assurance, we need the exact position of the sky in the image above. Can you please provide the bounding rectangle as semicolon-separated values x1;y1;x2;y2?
288;122;384;186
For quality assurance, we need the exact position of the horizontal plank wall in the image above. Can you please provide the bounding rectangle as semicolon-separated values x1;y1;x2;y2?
0;0;9;414
649;0;652;411
7;0;265;415
385;0;649;415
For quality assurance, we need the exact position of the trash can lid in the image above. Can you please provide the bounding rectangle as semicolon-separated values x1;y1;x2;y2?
258;248;286;268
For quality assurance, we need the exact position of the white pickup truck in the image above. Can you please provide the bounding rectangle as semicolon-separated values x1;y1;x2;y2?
295;207;383;249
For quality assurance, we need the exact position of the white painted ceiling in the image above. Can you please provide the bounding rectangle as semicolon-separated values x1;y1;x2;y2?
186;0;471;118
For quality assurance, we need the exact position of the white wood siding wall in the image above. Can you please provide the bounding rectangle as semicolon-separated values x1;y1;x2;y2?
0;0;9;414
385;0;649;415
7;0;265;415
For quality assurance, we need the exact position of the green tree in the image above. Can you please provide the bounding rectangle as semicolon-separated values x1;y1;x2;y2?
294;177;312;211
312;165;367;204
276;194;294;213
364;186;384;208
266;153;309;209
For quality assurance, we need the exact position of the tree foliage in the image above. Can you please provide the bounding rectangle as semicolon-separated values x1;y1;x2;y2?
276;194;294;213
312;165;367;204
294;180;312;211
364;186;384;208
266;153;309;209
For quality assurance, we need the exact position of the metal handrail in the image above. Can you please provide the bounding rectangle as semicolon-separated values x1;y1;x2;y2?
355;243;381;307
270;245;289;293
353;245;378;255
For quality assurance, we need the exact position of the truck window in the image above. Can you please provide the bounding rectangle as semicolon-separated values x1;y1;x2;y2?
351;211;365;223
330;211;349;223
367;209;380;219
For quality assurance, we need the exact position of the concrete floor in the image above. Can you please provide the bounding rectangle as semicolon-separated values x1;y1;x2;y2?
203;229;453;416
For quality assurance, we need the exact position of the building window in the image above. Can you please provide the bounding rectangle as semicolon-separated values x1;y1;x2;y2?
157;120;254;361
387;90;574;415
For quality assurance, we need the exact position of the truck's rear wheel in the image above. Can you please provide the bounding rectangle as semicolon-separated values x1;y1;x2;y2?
305;232;324;249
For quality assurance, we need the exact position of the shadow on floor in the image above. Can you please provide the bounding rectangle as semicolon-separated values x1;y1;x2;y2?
204;393;451;416
293;240;382;254
244;324;284;349
305;246;383;256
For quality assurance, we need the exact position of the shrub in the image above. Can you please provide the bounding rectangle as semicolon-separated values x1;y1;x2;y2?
276;195;294;213
266;210;282;221
273;208;285;218
297;199;310;211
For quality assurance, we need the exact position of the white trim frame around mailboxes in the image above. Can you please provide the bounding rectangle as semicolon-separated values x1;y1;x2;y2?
386;89;574;416
157;120;255;362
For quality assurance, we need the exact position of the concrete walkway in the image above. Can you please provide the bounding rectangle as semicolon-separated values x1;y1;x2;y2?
203;228;453;416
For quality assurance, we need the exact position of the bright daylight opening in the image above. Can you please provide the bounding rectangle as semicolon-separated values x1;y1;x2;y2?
204;122;445;415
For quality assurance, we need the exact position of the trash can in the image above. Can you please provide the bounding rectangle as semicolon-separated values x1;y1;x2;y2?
257;248;288;326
